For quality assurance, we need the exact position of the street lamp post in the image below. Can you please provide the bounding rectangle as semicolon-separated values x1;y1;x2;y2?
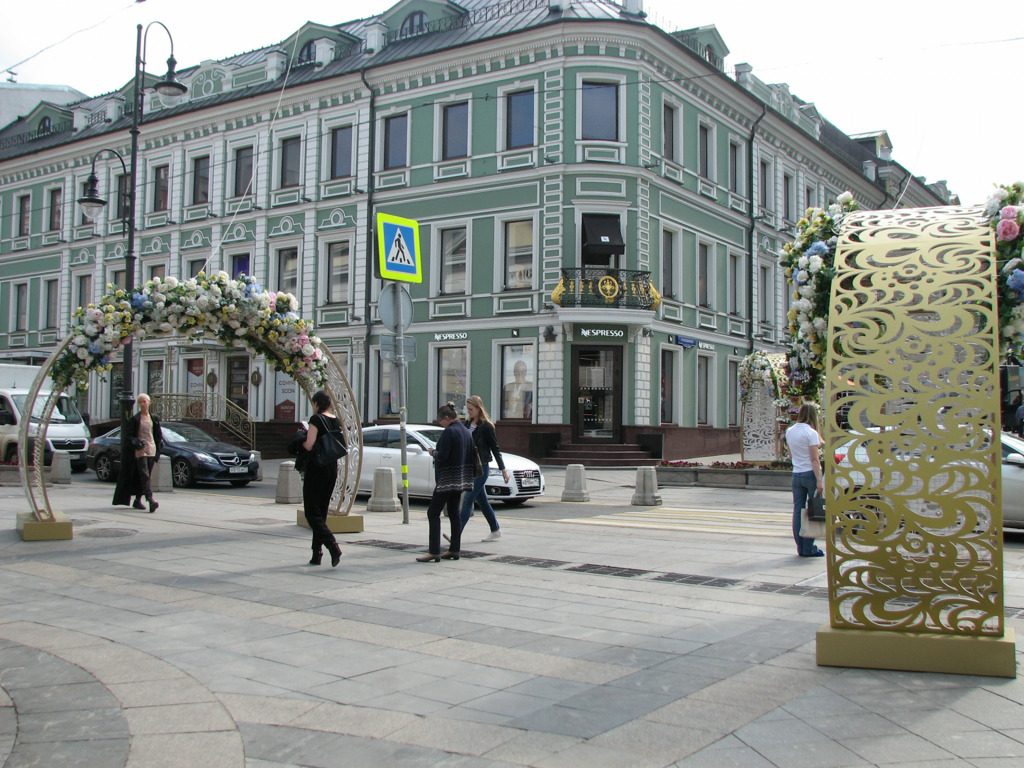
78;22;186;457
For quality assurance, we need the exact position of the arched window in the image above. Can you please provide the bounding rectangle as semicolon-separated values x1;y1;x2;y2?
38;116;52;134
298;40;316;64
400;11;428;38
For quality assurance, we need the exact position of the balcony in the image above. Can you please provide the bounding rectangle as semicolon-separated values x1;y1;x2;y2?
551;268;661;311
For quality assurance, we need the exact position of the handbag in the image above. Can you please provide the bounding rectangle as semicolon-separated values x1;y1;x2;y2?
807;491;826;521
312;418;347;467
800;492;827;539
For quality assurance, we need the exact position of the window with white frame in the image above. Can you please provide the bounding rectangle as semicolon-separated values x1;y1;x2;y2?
47;187;62;232
662;102;678;162
729;141;742;194
728;359;740;426
234;146;254;197
759;264;772;323
230;253;250;279
76;273;92;308
662;229;675;299
192;156;210;205
805;184;816;211
437;346;467;413
152;165;169;212
783;172;795;221
378;357;398;418
759;158;773;209
698;122;713;180
383;114;408;169
111;269;125;291
14;283;28;331
280;136;301;188
327;240;350;303
504;89;534;149
276;246;298;296
439;227;466;295
442;102;469;160
697;354;710;425
188;258;206;278
114;174;130;220
17;195;30;237
503;220;532;291
330;126;353;179
661;348;677;424
44;279;58;329
581;81;618;141
148;263;166;282
698;242;711;308
78;180;91;225
729;252;742;315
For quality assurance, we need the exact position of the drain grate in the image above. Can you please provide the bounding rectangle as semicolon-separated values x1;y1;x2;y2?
751;582;829;599
78;528;137;538
654;572;741;588
491;555;569;569
232;518;286;526
356;539;421;551
566;564;651;578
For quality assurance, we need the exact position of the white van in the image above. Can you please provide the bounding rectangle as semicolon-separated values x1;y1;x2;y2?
0;364;91;472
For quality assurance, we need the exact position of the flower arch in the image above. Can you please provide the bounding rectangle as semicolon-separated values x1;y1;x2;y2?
24;271;361;527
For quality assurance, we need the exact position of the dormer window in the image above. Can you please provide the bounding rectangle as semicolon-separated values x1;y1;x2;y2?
38;116;52;134
400;11;428;38
298;40;316;64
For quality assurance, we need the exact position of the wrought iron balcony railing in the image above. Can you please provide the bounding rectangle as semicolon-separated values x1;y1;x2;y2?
551;268;661;310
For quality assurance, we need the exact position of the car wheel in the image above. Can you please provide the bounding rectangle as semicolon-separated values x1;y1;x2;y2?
229;479;250;487
502;499;527;507
4;445;17;465
94;454;114;482
172;458;195;488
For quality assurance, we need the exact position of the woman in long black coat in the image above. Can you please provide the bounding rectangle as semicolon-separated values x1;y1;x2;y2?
112;393;163;512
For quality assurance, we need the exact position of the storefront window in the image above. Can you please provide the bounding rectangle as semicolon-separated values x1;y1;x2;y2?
378;359;399;418
437;347;467;413
500;345;534;419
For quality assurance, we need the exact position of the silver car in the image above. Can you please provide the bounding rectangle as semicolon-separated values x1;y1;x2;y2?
357;423;545;504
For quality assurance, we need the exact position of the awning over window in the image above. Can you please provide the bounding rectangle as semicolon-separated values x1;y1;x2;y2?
582;214;625;256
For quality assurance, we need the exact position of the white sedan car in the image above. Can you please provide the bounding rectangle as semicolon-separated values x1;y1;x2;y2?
357;424;545;504
833;429;1024;528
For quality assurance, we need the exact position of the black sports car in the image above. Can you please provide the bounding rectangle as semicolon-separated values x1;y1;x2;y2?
86;421;259;488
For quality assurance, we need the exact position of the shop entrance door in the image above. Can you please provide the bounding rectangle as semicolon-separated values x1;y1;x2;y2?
227;356;250;411
571;346;622;442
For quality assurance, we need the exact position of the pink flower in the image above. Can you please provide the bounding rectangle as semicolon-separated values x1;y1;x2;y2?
1001;206;1019;220
998;218;1021;242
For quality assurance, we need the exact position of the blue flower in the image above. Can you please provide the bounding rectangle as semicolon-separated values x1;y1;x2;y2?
805;241;829;257
1009;269;1024;298
88;343;101;355
131;292;147;310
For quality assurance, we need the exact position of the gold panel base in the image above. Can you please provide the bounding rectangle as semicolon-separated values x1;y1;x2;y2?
295;510;364;533
817;625;1016;679
17;510;73;541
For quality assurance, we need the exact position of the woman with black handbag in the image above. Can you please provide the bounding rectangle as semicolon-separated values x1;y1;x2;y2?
112;393;162;513
300;389;344;567
785;403;824;557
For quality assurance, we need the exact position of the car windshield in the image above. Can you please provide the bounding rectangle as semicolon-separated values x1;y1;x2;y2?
14;394;84;424
162;424;217;443
415;427;443;446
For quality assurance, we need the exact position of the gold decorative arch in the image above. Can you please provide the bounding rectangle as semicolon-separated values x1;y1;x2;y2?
816;205;1015;677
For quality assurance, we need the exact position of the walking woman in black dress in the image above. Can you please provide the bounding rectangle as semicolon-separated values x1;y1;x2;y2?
301;390;343;567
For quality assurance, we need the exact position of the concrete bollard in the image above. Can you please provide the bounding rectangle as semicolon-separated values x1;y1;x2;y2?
561;463;590;502
50;451;71;484
151;455;173;492
253;450;263;482
631;466;662;506
366;467;401;513
276;460;303;504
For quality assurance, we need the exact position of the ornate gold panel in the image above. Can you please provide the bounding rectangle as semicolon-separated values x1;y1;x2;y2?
824;206;1004;638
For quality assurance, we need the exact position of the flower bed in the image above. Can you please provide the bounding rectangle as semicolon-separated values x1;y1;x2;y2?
657;460;792;490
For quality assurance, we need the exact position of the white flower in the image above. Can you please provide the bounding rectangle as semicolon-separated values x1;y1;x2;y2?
796;269;810;284
798;285;815;298
808;255;823;273
837;191;853;205
813;317;828;331
797;256;809;269
828;204;842;218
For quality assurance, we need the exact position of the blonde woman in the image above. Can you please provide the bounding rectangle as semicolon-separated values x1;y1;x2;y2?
784;403;824;557
459;395;509;542
112;393;162;513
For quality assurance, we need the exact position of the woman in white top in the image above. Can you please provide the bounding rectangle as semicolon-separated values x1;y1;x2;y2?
785;403;824;557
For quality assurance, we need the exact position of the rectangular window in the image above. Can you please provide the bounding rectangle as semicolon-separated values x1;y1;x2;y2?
330;126;353;179
661;349;675;424
231;253;250;279
699;124;711;179
506;90;534;149
277;247;298;296
147;360;164;395
48;188;62;232
805;185;815;211
759;264;771;323
188;259;206;278
697;355;710;426
662;104;676;161
327;241;350;303
76;274;92;308
192;156;210;204
44;279;59;329
729;253;742;315
783;173;794;221
662;230;675;299
115;174;130;221
437;347;468;413
728;360;740;427
581;82;617;141
383;114;408;169
153;165;169;212
504;220;532;291
378;358;398;418
17;195;30;237
500;346;534;419
234;146;254;197
442;102;468;159
729;142;741;193
14;284;28;331
148;264;166;282
280;136;301;188
440;227;466;295
79;181;91;225
698;243;710;307
759;160;772;209
112;269;125;291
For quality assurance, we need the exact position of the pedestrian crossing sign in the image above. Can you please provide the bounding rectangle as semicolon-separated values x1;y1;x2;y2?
376;213;422;283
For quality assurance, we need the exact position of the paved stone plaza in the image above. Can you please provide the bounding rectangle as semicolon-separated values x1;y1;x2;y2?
1;465;1022;767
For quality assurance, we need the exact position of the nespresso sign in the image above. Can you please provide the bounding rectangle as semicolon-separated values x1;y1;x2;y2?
578;326;626;339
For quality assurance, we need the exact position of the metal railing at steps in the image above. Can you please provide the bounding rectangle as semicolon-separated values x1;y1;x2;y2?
150;393;254;450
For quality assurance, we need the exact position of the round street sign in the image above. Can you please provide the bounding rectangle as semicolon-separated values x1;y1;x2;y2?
379;282;413;334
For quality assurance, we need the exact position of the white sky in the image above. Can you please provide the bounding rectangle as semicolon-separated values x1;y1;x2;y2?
2;0;1020;205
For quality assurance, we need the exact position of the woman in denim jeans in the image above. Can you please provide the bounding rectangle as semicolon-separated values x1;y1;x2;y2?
785;403;824;557
459;395;509;542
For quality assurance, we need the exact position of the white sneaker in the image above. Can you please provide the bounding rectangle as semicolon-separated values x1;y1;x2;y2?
481;530;501;542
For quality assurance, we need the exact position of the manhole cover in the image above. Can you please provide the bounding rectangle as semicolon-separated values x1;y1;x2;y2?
78;528;137;538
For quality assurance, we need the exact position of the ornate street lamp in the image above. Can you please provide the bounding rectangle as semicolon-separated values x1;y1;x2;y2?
77;22;187;462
